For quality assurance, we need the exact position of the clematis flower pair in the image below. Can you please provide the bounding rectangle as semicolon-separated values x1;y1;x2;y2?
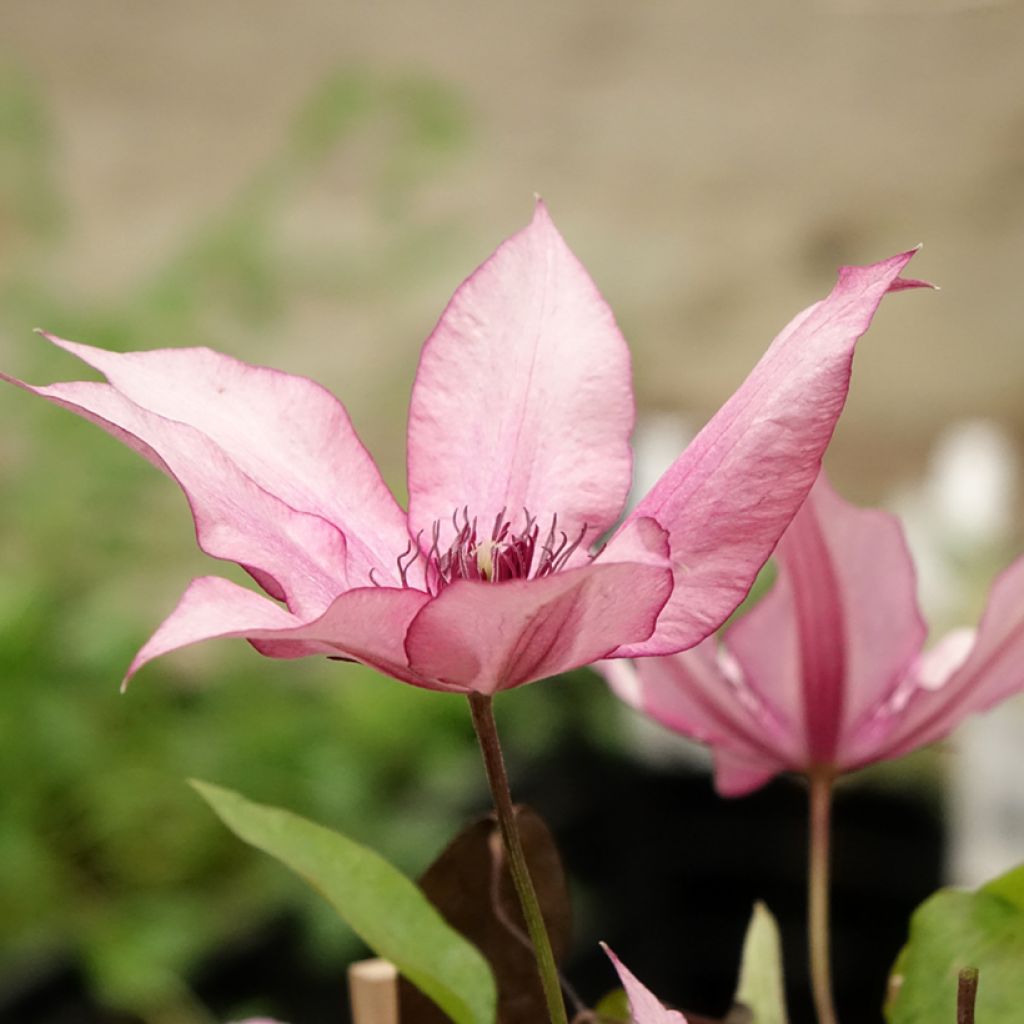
607;472;1024;794
2;203;925;695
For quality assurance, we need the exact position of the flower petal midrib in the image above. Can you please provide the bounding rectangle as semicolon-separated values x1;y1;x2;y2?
781;500;847;765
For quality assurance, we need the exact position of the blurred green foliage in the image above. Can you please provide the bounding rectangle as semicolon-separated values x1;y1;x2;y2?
0;64;64;246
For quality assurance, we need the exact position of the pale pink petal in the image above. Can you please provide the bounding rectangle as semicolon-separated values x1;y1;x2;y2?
599;515;675;570
128;577;433;688
721;572;802;750
39;333;410;587
406;200;634;552
126;575;308;684
601;944;688;1024
840;628;973;766
404;559;672;694
910;628;976;692
762;485;846;764
248;586;435;689
711;748;780;798
2;374;346;617
611;251;930;656
871;555;1024;760
800;480;926;747
729;476;926;767
605;641;791;793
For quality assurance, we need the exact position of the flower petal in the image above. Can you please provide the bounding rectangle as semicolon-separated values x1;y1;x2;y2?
248;586;435;688
811;481;928;738
2;374;347;616
872;555;1024;761
604;642;791;795
601;944;688;1024
711;749;780;798
611;251;930;656
406;200;634;551
728;475;926;768
126;576;305;683
38;333;410;587
404;558;672;695
127;576;434;688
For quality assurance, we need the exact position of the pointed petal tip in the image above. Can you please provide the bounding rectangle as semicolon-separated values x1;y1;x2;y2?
887;245;936;291
601;943;688;1024
528;194;555;232
524;196;568;248
891;276;938;291
834;247;936;295
120;661;140;692
33;328;87;355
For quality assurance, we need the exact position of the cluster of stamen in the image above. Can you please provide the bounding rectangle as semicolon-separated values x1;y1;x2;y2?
387;508;587;596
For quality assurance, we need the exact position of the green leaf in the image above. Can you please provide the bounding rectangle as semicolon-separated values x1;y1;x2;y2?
887;862;1024;1024
191;780;496;1024
734;902;789;1024
593;986;632;1023
979;861;1024;911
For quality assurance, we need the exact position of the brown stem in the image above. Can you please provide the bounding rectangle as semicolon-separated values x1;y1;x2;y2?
468;692;568;1024
808;771;838;1024
957;967;979;1024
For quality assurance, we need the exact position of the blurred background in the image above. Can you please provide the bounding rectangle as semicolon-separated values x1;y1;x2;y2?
2;2;1024;1022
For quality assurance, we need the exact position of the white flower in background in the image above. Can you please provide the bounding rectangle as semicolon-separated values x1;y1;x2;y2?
928;419;1017;552
892;418;1017;623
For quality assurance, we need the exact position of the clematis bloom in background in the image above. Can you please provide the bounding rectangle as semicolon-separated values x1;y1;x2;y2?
2;203;925;695
607;472;1024;795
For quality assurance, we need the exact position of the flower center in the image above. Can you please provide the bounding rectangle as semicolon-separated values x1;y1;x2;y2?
392;508;587;596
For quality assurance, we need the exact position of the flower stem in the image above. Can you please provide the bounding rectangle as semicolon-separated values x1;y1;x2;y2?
467;692;568;1024
808;770;838;1024
957;967;979;1024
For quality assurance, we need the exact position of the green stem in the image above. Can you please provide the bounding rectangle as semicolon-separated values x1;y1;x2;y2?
467;692;568;1024
808;771;838;1024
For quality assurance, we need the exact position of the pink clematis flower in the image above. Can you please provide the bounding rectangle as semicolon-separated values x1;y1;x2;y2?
2;204;925;695
607;472;1024;795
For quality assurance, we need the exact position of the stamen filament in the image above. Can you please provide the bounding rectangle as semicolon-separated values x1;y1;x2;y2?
394;507;588;595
